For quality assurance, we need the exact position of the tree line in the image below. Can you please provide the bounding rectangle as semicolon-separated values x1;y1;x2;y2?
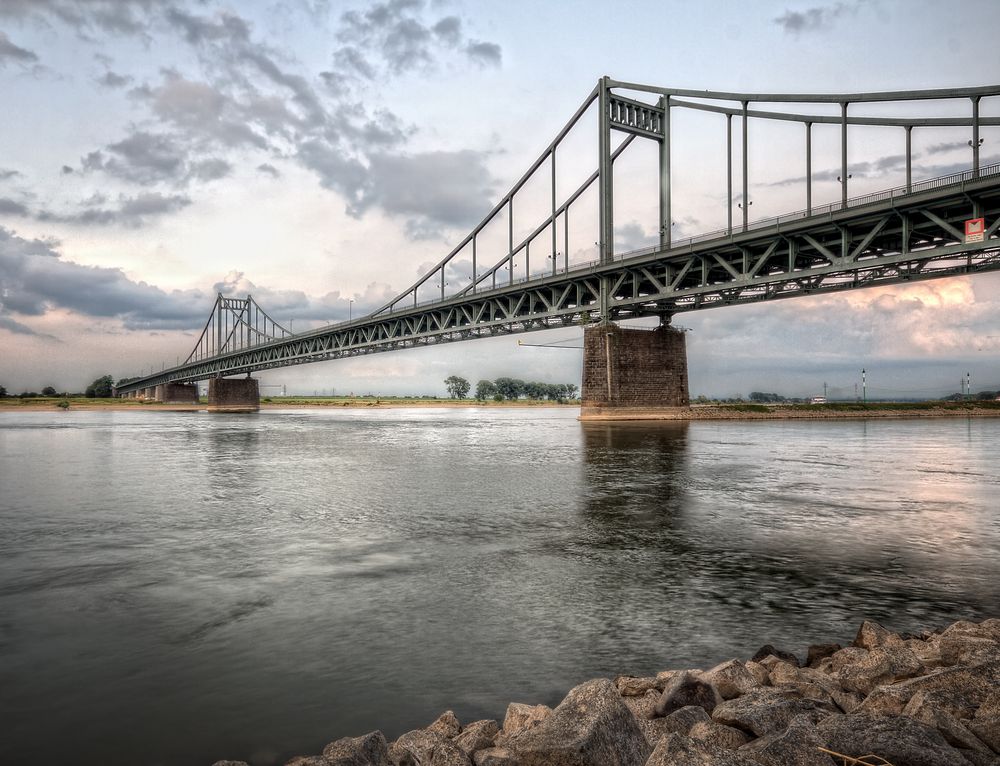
444;375;578;402
0;375;116;399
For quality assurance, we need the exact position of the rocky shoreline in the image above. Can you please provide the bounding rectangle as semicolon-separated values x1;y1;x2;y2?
214;617;1000;766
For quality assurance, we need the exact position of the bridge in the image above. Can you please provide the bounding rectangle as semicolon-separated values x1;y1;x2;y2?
115;77;1000;414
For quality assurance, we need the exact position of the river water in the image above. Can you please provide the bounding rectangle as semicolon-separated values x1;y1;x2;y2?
1;408;998;765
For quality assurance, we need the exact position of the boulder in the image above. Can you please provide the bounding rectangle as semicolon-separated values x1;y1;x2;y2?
806;644;842;668
817;712;970;766
738;714;836;766
615;675;665;697
644;733;758;766
427;739;472;766
323;730;391;766
744;661;771;687
853;620;904;650
837;643;925;695
659;705;712;735
687;720;749;750
452;720;499;756
211;762;250;766
285;758;326;766
653;671;720;716
979;690;1000;719
958;750;1000;766
494;703;551;746
829;646;869;673
751;645;800;667
903;691;993;753
509;678;650;766
940;635;1000;667
941;620;1000;643
471;748;518;766
862;664;999;719
768;663;862;713
712;688;837;737
621;691;671;747
428;711;462;738
390;729;446;765
702;660;760;700
969;717;1000;753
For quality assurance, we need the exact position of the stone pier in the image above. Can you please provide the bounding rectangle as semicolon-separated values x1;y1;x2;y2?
154;382;200;404
207;377;260;412
580;322;689;420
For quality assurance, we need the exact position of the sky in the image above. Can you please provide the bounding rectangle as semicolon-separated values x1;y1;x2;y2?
1;0;1000;399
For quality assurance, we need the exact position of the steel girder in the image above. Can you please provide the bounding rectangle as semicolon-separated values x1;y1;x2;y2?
115;173;1000;395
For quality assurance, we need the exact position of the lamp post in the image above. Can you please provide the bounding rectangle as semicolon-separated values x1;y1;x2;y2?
862;368;866;404
349;298;354;322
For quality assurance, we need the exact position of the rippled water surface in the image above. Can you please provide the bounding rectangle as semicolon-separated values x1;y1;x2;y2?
1;409;998;764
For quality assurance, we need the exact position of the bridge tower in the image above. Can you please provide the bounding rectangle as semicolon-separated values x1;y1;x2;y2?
586;77;690;417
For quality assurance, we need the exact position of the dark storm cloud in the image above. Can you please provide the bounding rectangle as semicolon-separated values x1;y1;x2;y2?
0;198;31;217
773;2;858;34
0;225;206;330
0;32;38;66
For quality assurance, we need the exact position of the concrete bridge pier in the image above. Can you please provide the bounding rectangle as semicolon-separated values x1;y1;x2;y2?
207;376;260;412
579;321;689;420
154;383;199;404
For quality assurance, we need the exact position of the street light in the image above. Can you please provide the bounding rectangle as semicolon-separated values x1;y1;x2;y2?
349;298;354;322
862;368;866;404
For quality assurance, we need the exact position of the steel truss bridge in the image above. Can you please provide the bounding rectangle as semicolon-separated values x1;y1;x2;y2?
116;77;1000;396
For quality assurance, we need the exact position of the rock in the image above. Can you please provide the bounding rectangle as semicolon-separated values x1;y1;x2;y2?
285;758;326;766
860;664;999;719
428;711;462;738
837;643;924;695
739;714;836;766
323;730;391;766
904;691;993;753
853;620;903;650
453;720;499;756
712;688;838;737
806;644;842;668
969;717;1000;753
653;671;720;716
615;675;665;696
472;747;518;766
688;720;749;750
941;635;1000;667
829;646;869;673
659;705;712;735
644;732;758;766
702;660;759;700
942;620;1000;643
390;729;446;765
427;739;472;766
212;762;250;766
621;691;671;746
744;661;770;687
817;712;970;766
768;663;862;713
494;703;551;746
510;678;650;766
751;644;800;667
979;690;1000;718
958;750;1000;766
907;637;945;669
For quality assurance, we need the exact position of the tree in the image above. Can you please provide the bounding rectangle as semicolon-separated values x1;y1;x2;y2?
475;379;496;401
493;377;524;401
41;386;58;397
0;385;6;398
85;374;115;398
444;375;470;399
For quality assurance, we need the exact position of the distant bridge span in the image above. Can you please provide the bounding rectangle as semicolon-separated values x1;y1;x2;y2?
116;78;1000;409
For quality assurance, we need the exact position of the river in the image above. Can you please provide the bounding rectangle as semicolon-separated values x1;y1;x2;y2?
1;408;998;765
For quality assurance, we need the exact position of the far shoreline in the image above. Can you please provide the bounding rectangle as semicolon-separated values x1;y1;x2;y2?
3;398;1000;420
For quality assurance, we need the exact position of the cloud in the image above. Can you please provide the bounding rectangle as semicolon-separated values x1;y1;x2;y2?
0;0;162;37
0;198;31;217
466;41;502;67
96;70;132;88
774;2;859;34
256;163;280;177
0;169;22;181
35;192;192;227
0;31;38;66
0;225;206;330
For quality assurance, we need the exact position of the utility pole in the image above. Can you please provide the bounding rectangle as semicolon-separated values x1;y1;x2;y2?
862;368;867;404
